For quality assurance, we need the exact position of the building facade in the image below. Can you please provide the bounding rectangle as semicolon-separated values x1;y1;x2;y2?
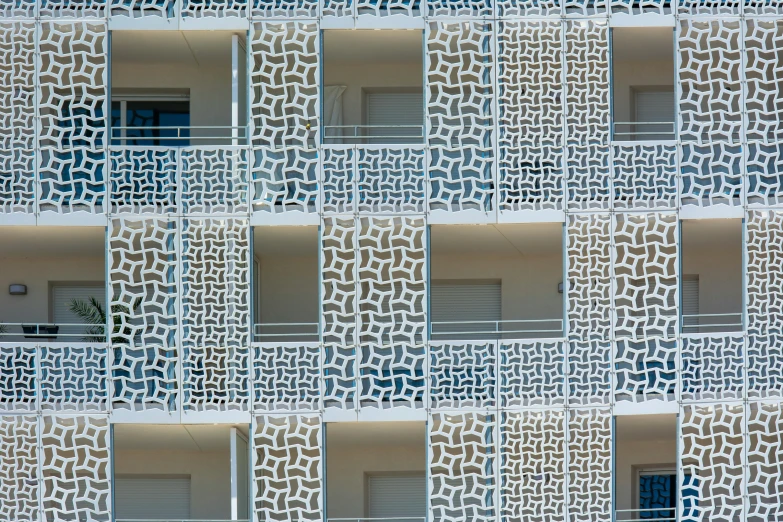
0;0;780;521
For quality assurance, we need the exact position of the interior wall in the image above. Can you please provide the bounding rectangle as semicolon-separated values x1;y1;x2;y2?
257;255;319;325
612;59;675;124
326;435;426;518
113;449;233;519
615;438;677;512
324;62;423;128
430;253;564;322
0;256;105;323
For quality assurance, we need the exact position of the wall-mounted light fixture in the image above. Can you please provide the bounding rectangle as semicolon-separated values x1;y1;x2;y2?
9;284;27;296
557;282;564;294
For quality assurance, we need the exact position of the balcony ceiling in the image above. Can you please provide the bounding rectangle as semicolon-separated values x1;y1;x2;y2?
114;424;249;452
111;30;235;65
431;223;562;256
0;226;104;257
616;414;677;442
682;218;742;250
613;26;673;62
327;421;425;448
254;225;318;257
324;29;423;64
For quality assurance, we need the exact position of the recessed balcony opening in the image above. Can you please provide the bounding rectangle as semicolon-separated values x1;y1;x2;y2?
326;421;426;522
323;30;424;145
110;30;248;146
0;226;106;342
429;223;564;341
253;225;319;343
612;27;675;141
113;424;250;521
681;219;743;334
615;414;680;522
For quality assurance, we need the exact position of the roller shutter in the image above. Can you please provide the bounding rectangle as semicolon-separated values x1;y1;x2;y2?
368;473;426;521
114;476;191;519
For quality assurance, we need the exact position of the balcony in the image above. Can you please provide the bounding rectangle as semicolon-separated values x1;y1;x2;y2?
429;223;564;341
612;27;675;142
323;30;424;145
0;226;107;343
110;30;247;148
113;424;250;521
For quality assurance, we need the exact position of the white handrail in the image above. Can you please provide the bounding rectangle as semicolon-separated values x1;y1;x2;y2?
323;124;424;141
111;125;248;143
613;121;676;138
681;312;743;331
616;508;676;522
429;319;564;338
253;322;320;340
0;323;107;340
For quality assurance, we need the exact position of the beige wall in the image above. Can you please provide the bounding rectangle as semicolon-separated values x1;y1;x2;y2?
430;253;565;323
114;449;233;519
257;254;319;325
324;62;424;128
615;438;677;511
326;430;426;518
613;59;675;124
0;255;105;323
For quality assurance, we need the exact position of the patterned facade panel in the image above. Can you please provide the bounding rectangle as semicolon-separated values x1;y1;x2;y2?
747;142;783;207
0;148;35;215
40;416;110;522
681;334;744;402
429;146;494;215
111;345;178;413
747;402;783;521
501;410;566;522
614;338;678;403
680;142;743;210
321;217;356;346
427;0;491;17
746;210;783;336
0;415;38;521
747;334;783;400
427;21;494;148
251;0;319;18
181;0;247;19
182;347;250;413
359;344;426;410
678;20;742;143
0;0;36;17
613;213;678;340
609;0;671;15
38;22;107;150
253;414;322;522
109;0;176;20
323;344;356;410
0;22;35;150
109;147;177;214
567;340;611;407
497;20;562;148
496;0;560;16
181;147;249;214
40;0;107;18
677;0;741;15
250;22;319;149
0;345;36;412
38;148;106;216
429;412;496;522
567;408;611;522
500;340;565;408
679;403;744;522
564;21;609;145
253;343;320;412
357;216;426;345
565;145;610;211
356;0;422;18
566;214;611;341
357;147;426;214
253;147;318;216
745;20;783;143
181;218;250;349
430;342;496;410
612;143;677;211
499;145;564;215
321;147;354;214
563;0;607;16
39;344;108;412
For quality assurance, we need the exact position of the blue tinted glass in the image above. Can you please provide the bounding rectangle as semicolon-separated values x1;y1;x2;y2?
639;474;676;520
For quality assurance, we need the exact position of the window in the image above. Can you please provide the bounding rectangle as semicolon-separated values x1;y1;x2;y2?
368;473;426;521
637;470;676;520
111;95;190;146
114;476;191;519
430;280;501;339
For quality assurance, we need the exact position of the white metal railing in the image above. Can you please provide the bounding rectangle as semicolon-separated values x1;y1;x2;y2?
111;125;248;145
616;508;676;522
681;312;743;333
0;323;107;342
254;322;320;342
613;121;676;140
323;124;424;143
329;518;426;522
429;319;564;339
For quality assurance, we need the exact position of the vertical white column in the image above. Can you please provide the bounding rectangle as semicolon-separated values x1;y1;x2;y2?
230;427;239;520
232;34;239;147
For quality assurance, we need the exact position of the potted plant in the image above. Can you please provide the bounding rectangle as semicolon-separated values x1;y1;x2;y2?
68;296;140;343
